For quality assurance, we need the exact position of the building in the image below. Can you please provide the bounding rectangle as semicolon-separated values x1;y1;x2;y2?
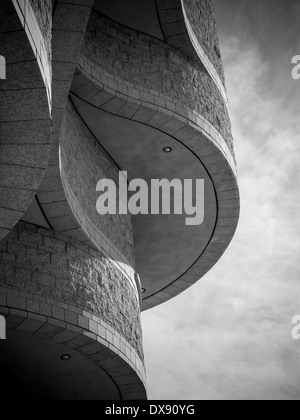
0;0;239;400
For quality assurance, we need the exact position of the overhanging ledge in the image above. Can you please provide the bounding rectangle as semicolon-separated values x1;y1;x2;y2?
68;67;240;311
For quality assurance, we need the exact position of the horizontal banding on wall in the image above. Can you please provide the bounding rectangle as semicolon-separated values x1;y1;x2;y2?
0;222;146;395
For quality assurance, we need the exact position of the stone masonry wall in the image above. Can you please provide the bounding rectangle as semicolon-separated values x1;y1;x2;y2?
29;0;52;62
60;99;135;268
183;0;225;84
0;222;143;360
83;10;234;154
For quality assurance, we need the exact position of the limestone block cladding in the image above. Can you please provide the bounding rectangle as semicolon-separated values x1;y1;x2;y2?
0;0;239;400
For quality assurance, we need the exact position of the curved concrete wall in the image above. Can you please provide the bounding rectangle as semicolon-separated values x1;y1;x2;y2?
0;0;52;243
81;11;234;156
156;0;226;95
60;99;138;290
182;0;225;84
0;0;239;398
70;7;239;309
0;222;146;399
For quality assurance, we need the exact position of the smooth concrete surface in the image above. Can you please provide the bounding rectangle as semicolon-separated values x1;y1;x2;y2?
93;0;164;40
0;330;120;400
22;196;51;229
70;95;217;299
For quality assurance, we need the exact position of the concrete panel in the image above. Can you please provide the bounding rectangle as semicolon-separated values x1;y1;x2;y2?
0;330;121;400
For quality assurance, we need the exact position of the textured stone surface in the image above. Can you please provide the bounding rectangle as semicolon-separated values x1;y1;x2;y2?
37;96;139;292
69;1;240;307
156;0;226;106
28;0;52;63
82;10;234;156
60;100;135;268
70;67;239;310
0;0;239;398
183;0;225;84
36;0;95;254
0;222;143;361
51;0;93;111
0;0;52;242
12;0;52;107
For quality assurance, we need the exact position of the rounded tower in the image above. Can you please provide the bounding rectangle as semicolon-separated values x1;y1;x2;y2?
0;0;239;400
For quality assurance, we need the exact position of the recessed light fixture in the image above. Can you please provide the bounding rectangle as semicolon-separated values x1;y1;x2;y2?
163;147;172;153
61;354;71;361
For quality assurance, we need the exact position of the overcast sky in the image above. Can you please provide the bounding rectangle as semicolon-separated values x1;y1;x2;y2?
142;0;300;400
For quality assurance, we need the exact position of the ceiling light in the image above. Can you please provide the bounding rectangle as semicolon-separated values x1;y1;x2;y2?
61;354;71;361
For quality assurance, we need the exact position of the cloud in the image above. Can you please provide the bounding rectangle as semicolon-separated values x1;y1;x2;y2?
142;7;300;400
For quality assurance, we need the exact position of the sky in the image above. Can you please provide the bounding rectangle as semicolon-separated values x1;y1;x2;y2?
142;0;300;400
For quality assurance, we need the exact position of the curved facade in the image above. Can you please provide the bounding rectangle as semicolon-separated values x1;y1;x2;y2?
0;0;239;400
0;0;52;242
